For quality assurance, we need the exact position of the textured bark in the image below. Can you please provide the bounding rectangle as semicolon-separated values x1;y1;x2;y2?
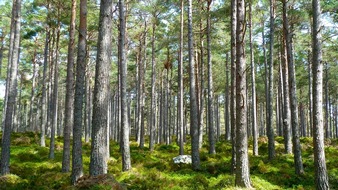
312;0;329;189
62;0;76;173
188;0;200;170
207;0;215;154
235;0;251;187
230;0;237;174
90;0;112;176
249;1;258;156
267;0;275;160
178;0;184;155
0;0;21;175
71;0;86;184
282;0;304;175
281;37;292;154
119;0;131;171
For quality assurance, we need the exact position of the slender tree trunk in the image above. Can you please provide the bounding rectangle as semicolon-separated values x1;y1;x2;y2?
282;0;304;174
90;0;112;176
249;1;258;156
235;0;251;187
62;0;76;173
0;0;21;175
198;1;205;148
267;0;276;160
324;62;330;138
29;50;37;132
119;0;131;171
312;0;329;188
40;4;50;147
188;0;200;170
230;0;237;174
149;15;157;151
71;0;87;184
281;36;292;154
49;9;61;158
207;0;215;154
178;0;184;155
225;53;230;141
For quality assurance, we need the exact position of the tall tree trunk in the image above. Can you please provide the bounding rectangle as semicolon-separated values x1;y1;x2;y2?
249;1;258;156
188;0;200;170
29;50;37;132
178;0;184;155
62;0;76;173
119;0;131;171
282;0;304;175
198;0;205;148
230;0;237;174
90;0;112;176
0;0;21;175
312;0;329;188
225;53;230;141
281;36;292;154
235;0;251;187
49;6;61;160
149;14;157;151
324;62;330;138
71;0;87;184
207;0;215;154
40;3;50;147
267;0;275;160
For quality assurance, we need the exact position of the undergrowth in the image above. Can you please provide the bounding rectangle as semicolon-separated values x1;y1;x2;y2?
0;132;337;189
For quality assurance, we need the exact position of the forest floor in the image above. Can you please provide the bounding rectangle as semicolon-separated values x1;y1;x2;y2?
0;132;338;190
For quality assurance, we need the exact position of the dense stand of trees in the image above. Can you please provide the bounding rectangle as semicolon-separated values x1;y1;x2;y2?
0;0;337;188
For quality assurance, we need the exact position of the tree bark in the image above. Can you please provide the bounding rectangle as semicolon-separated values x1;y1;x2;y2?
267;0;275;160
249;1;258;156
282;0;304;175
188;0;200;170
71;0;87;184
62;0;76;173
235;0;251;187
281;36;292;154
119;0;131;171
178;0;184;155
90;0;112;176
312;0;329;189
0;0;21;175
207;0;215;154
230;0;237;174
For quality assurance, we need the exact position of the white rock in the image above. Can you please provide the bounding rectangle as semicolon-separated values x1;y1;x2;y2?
173;155;192;164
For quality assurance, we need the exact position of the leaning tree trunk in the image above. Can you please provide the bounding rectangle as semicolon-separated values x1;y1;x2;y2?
0;0;21;175
90;0;112;176
188;0;200;170
71;0;87;184
312;0;329;189
62;0;76;173
235;0;251;187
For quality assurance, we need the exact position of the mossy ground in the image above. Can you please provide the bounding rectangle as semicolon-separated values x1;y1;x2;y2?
0;132;338;189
